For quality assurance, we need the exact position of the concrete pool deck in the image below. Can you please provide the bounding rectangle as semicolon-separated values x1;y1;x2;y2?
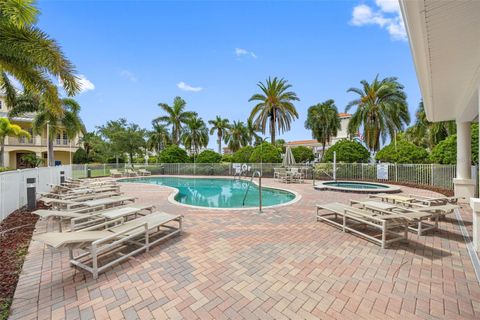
9;177;480;319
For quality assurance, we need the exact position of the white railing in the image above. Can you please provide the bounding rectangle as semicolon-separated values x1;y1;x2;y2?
0;165;72;222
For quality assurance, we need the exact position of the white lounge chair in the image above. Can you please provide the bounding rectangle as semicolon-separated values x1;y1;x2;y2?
138;168;151;176
33;212;183;279
110;169;123;178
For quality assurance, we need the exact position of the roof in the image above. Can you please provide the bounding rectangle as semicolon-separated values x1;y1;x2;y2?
285;140;320;146
338;113;351;118
400;0;480;122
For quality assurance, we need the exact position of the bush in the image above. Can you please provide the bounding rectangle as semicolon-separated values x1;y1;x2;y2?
73;148;89;164
323;139;370;163
291;146;315;163
157;145;189;163
221;154;234;163
430;124;479;165
196;150;222;163
0;167;12;172
232;146;254;163
249;142;282;163
376;140;429;163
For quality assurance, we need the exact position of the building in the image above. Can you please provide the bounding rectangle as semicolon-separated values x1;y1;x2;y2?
399;1;480;247
0;95;82;169
285;113;352;160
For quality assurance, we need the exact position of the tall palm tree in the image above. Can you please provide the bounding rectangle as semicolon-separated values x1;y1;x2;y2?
406;101;455;149
224;121;249;152
155;97;196;145
346;75;410;152
305;100;341;161
248;77;299;144
208;116;230;154
147;122;171;153
0;117;30;166
246;117;262;146
182;115;209;155
0;0;80;113
9;94;84;166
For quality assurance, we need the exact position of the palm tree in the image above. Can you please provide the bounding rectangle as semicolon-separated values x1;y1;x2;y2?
224;121;249;152
208;116;230;154
406;101;455;149
182;115;209;155
305;100;341;161
0;0;80;113
0;117;30;166
155;97;196;145
346;75;410;152
246;118;262;146
9;94;84;166
147;122;171;153
248;77;299;144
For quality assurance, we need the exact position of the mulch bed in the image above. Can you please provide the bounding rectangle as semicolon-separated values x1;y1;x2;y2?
0;205;43;319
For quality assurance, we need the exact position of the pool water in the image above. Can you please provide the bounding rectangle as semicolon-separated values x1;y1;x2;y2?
323;181;387;189
120;177;296;208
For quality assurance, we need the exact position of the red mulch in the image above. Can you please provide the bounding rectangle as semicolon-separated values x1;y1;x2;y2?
0;205;43;316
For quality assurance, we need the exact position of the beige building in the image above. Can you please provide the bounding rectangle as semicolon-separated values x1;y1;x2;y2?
286;113;353;160
0;95;82;169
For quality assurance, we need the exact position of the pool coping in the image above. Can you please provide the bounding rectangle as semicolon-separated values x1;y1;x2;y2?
118;175;302;211
314;180;402;193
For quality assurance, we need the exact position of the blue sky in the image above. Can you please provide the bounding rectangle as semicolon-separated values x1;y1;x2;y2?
37;0;420;149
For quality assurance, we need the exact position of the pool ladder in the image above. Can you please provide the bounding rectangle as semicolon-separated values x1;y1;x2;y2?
242;170;262;212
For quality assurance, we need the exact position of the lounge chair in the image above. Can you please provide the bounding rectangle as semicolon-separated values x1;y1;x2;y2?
368;193;416;204
110;169;123;178
289;167;304;183
125;168;138;177
138;168;151;176
316;202;429;248
40;195;136;211
33;212;183;279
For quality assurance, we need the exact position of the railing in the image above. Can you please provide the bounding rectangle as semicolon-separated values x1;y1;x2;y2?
0;165;72;222
6;136;76;147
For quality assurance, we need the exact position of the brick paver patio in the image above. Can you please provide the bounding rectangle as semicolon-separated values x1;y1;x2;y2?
9;177;480;319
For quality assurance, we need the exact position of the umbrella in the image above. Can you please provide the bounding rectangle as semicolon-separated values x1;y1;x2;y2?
282;146;296;166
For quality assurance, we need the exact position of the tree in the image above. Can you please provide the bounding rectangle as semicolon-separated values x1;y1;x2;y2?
20;152;43;167
323;139;370;163
208;116;230;154
182;115;209;156
232;146;254;163
155;97;196;145
346;75;410;152
305;100;341;161
405;101;455;149
246;117;262;146
375;138;429;164
73;148;89;164
9;94;84;166
0;117;30;166
157;145;189;163
248;77;299;144
224;121;249;152
0;0;80;113
196;150;222;163
430;124;479;165
249;142;282;163
97;119;127;164
147;122;170;153
291;146;315;163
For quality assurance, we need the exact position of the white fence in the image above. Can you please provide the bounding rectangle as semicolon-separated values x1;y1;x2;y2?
0;165;72;222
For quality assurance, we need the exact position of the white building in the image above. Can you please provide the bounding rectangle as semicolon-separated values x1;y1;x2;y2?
399;0;480;247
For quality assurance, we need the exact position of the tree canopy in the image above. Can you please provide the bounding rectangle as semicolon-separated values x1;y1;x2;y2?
323;139;370;163
375;137;429;164
291;146;315;163
249;142;282;163
157;145;189;163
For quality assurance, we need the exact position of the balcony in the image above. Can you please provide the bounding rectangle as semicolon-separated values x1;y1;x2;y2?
6;136;78;147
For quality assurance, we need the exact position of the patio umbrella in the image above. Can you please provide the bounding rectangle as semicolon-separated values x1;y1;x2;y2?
282;146;296;166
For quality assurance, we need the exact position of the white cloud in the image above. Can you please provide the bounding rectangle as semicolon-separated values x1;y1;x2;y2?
235;48;257;59
350;1;406;41
177;81;203;92
75;74;95;93
120;69;138;82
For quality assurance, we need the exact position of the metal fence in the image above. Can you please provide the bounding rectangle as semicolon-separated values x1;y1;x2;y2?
0;165;72;222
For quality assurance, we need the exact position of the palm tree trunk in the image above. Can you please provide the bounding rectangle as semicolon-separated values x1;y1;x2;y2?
48;138;54;166
270;120;276;145
0;139;5;167
321;142;326;162
218;133;222;154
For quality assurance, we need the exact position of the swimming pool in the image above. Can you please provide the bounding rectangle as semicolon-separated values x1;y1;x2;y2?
120;177;297;208
315;180;401;193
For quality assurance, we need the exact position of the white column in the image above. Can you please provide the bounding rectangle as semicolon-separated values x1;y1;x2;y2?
470;88;480;251
454;121;475;203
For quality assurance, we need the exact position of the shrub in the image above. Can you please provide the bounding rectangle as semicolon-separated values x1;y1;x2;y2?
376;140;429;163
221;154;234;163
73;148;89;164
196;150;222;163
0;167;12;172
249;142;282;163
323;139;370;163
430;124;479;165
157;145;189;163
291;146;315;163
232;146;254;163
